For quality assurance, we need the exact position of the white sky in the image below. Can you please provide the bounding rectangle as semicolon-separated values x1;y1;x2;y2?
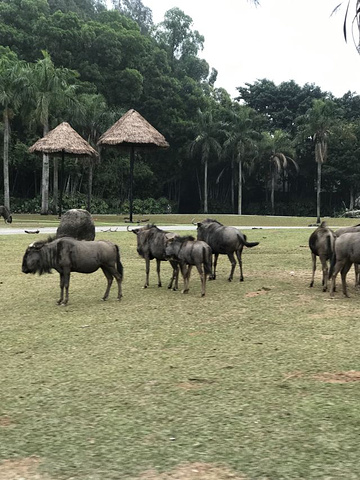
140;0;360;99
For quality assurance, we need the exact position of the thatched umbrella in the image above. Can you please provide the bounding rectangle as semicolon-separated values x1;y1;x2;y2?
97;109;169;222
29;122;98;216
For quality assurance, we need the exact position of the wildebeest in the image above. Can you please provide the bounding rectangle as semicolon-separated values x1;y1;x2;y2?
22;237;123;305
308;221;335;291
329;232;360;297
334;224;360;286
165;235;212;297
129;224;179;289
194;218;259;281
0;205;12;224
57;209;95;241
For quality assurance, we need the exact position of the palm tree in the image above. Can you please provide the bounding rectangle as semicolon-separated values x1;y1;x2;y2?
299;99;337;223
224;106;260;214
28;51;78;214
189;109;224;213
0;49;27;210
260;130;298;214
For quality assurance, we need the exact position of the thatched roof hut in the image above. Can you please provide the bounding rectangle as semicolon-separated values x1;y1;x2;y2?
29;122;98;158
97;109;169;222
97;109;169;149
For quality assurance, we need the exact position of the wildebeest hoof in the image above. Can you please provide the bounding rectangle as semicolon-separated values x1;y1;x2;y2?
201;293;205;297
322;287;327;292
181;289;189;294
240;278;244;282
228;278;232;282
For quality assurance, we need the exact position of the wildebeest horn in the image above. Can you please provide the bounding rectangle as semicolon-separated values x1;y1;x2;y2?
127;225;133;232
191;218;197;225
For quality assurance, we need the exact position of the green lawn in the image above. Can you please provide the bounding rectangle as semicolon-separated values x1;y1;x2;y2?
1;218;360;479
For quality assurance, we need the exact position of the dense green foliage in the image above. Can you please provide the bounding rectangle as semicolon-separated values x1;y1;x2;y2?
1;0;360;216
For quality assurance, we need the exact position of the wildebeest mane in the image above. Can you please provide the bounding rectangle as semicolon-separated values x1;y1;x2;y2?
176;235;195;243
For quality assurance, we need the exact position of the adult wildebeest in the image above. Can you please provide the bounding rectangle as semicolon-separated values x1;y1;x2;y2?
334;224;360;286
194;218;259;281
165;235;212;297
129;224;179;289
329;232;360;298
0;205;12;224
22;237;123;305
308;221;335;291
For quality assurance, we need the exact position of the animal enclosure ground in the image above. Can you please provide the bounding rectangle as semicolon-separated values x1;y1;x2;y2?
1;223;360;479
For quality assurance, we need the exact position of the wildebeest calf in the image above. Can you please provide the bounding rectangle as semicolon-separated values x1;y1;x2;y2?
329;232;360;298
308;221;335;291
165;235;212;297
0;205;12;224
22;237;123;305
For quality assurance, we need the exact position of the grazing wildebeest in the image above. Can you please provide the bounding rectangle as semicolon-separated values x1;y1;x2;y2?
308;221;335;291
194;218;259;281
334;224;360;286
329;232;360;298
57;209;95;241
165;235;212;297
129;224;179;289
22;237;123;305
0;205;12;224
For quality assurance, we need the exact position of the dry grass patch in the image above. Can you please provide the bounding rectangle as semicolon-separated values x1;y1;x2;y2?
313;371;360;383
136;462;246;479
0;457;52;480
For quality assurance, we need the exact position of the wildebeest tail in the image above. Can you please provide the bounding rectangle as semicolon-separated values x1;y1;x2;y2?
327;233;336;279
203;247;212;276
115;245;124;278
242;233;259;248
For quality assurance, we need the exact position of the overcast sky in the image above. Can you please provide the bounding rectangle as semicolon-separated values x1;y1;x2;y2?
139;0;360;99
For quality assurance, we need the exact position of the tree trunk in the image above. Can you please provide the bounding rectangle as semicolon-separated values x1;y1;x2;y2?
231;157;234;213
3;109;10;209
238;159;242;215
350;185;354;210
41;121;50;215
87;161;93;213
271;173;275;215
316;161;321;223
204;159;208;213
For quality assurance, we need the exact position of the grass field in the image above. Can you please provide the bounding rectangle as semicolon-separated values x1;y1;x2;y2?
1;216;360;480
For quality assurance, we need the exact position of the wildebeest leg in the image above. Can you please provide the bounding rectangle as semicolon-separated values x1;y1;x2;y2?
57;273;65;305
210;253;219;280
156;258;162;287
195;263;206;297
319;254;329;292
227;252;237;282
355;264;360;287
181;264;191;294
235;246;244;281
330;260;346;298
144;257;150;288
58;271;71;305
309;252;316;288
340;260;353;297
168;261;179;290
101;267;114;301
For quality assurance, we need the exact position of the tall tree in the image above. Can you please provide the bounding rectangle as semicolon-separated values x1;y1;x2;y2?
224;106;260;214
0;48;26;209
260;130;298;214
189;109;224;213
28;51;78;214
297;99;338;223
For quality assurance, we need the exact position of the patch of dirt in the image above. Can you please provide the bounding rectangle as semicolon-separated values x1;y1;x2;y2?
282;370;360;384
313;371;360;383
0;416;12;427
245;287;271;298
0;456;52;480
136;462;246;479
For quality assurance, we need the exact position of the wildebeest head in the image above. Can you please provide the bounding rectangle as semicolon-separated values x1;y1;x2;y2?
22;239;53;275
6;215;12;224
